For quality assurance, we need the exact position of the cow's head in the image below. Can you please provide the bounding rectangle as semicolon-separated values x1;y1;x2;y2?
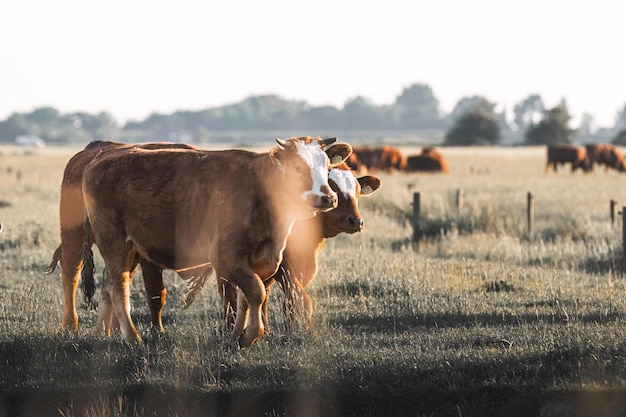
272;136;352;215
320;163;381;237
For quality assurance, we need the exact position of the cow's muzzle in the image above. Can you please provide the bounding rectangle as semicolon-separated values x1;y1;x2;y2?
347;215;364;233
308;189;338;212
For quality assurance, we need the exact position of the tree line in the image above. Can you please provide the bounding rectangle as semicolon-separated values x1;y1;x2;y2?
2;83;626;146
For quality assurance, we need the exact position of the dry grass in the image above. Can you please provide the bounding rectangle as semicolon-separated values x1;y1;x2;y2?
2;144;626;416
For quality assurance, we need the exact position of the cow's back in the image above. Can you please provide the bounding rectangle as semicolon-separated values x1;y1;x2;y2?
84;148;264;270
405;154;448;173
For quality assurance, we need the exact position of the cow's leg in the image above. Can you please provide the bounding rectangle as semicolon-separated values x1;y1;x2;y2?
229;268;266;348
299;287;314;331
282;275;314;330
59;185;86;331
102;262;140;333
95;279;114;336
218;277;237;331
232;289;249;344
106;266;142;344
96;242;142;344
59;225;83;331
262;279;275;333
140;260;166;332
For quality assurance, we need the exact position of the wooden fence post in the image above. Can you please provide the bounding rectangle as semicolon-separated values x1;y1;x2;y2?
412;192;421;242
610;199;617;226
527;192;534;235
622;207;626;257
456;189;464;214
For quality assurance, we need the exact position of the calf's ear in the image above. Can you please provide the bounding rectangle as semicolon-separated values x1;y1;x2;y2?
358;175;381;196
326;142;353;167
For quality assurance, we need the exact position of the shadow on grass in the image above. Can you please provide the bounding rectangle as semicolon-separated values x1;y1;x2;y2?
2;333;626;417
0;384;541;417
3;380;626;417
327;309;623;334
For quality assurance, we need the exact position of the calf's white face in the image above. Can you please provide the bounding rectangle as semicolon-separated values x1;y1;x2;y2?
329;168;358;200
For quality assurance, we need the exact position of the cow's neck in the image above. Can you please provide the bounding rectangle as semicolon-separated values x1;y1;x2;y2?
257;152;317;236
288;216;325;253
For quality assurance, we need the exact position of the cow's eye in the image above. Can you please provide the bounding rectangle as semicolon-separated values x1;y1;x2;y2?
295;166;305;175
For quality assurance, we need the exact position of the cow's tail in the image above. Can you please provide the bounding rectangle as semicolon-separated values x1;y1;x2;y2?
43;244;62;275
81;219;96;308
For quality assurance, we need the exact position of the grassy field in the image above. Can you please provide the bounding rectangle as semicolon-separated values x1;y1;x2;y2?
2;144;626;416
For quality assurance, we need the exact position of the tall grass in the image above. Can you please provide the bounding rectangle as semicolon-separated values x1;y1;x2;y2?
2;145;626;416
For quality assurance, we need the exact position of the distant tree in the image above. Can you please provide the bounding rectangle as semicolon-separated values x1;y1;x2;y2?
72;111;120;140
512;94;544;131
612;129;626;146
443;108;500;146
392;83;443;129
449;95;497;122
0;113;29;142
25;107;60;125
614;103;626;131
524;101;576;145
343;96;386;129
303;106;343;129
578;112;597;136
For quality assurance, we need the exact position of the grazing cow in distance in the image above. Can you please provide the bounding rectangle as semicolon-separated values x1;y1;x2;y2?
584;143;626;173
219;162;382;331
44;140;196;333
378;146;407;172
348;146;407;173
347;146;379;173
80;136;351;347
405;147;450;173
545;144;590;173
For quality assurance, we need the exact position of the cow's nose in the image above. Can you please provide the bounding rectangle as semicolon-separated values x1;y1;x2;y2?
348;216;364;231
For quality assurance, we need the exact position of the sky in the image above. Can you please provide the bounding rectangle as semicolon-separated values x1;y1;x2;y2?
1;0;624;128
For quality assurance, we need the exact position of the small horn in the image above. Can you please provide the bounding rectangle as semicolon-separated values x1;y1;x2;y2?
319;137;337;147
275;138;287;148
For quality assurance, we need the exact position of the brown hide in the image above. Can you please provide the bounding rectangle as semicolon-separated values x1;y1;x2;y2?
546;144;589;172
585;143;626;172
82;137;351;347
47;140;195;332
348;146;407;173
219;163;382;331
405;147;450;173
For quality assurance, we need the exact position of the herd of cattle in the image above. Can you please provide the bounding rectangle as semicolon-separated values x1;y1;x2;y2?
44;137;382;348
347;145;449;174
41;139;616;349
546;143;626;173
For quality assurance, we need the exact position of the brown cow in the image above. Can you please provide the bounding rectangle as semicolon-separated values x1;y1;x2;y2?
44;140;196;333
348;146;407;173
405;147;450;173
545;144;590;173
585;143;626;172
106;154;375;337
219;162;381;331
81;136;351;347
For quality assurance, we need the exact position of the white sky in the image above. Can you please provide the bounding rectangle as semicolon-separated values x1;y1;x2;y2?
1;0;623;127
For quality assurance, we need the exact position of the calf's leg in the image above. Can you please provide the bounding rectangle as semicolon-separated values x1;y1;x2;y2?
140;260;166;332
229;268;266;348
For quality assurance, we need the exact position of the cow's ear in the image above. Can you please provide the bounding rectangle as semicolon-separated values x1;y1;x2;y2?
269;146;284;167
358;175;381;196
326;143;352;167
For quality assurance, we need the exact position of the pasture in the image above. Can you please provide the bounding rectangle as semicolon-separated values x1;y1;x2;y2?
1;144;626;416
